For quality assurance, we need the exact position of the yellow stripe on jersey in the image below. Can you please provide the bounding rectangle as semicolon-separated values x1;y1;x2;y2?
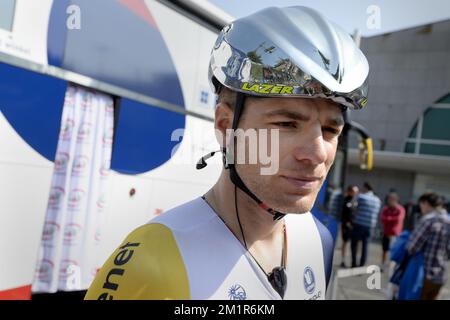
84;223;190;300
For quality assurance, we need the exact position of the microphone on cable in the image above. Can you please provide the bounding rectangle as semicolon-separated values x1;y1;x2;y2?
196;150;221;170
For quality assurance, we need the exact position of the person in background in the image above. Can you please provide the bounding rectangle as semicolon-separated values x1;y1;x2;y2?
407;192;450;300
351;182;382;268
403;199;419;231
384;188;397;205
340;185;359;268
326;183;343;220
436;195;448;216
380;192;405;270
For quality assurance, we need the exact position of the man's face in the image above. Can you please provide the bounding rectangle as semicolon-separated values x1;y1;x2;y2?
419;201;431;214
218;96;344;214
387;194;398;207
349;187;359;197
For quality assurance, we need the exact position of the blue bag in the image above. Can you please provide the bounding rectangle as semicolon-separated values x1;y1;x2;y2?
390;231;410;263
398;253;425;300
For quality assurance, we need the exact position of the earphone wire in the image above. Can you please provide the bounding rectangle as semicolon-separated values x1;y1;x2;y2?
235;184;248;249
234;185;286;275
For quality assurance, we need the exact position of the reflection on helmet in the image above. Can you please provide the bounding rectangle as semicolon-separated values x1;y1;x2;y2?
208;6;369;110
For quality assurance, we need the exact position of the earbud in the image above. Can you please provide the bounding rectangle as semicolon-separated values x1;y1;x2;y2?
196;157;208;170
196;150;221;170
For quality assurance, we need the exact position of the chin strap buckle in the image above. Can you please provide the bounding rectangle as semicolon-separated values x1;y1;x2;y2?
258;202;286;221
272;212;286;221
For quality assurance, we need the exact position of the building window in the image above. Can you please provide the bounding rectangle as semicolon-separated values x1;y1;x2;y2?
404;93;450;156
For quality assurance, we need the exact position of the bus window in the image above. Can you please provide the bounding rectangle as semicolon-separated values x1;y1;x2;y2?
0;0;16;31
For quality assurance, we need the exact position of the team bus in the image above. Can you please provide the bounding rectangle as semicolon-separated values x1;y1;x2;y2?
0;0;372;299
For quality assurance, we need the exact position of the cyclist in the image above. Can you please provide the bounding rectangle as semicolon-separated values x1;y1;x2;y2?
85;6;369;300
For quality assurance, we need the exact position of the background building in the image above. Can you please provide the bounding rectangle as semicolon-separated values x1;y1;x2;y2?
346;19;450;206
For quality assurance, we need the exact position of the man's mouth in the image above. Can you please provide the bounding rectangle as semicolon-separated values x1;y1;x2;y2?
279;175;322;190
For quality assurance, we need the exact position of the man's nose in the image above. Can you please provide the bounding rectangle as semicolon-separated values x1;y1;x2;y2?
293;131;327;166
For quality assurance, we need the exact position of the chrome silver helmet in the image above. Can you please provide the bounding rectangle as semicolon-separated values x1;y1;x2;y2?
209;6;369;110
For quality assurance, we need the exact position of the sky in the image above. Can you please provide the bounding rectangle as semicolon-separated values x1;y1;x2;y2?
208;0;450;37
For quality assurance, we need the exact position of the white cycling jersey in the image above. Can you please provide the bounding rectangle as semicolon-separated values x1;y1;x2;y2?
85;197;333;300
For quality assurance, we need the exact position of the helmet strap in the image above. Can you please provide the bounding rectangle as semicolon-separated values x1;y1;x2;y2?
224;93;286;221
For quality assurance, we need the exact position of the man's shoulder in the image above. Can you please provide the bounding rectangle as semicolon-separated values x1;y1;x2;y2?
428;211;450;225
85;223;190;300
416;213;437;229
311;216;334;251
284;213;333;249
309;214;334;286
357;192;381;206
148;197;215;232
422;212;439;222
84;197;217;300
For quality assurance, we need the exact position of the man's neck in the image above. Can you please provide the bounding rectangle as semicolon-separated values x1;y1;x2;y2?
423;208;435;215
205;173;284;247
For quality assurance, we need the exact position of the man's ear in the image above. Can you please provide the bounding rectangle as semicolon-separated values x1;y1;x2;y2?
214;102;233;148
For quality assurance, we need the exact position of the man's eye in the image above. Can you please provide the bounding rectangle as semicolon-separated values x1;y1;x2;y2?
323;126;341;136
274;122;297;128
